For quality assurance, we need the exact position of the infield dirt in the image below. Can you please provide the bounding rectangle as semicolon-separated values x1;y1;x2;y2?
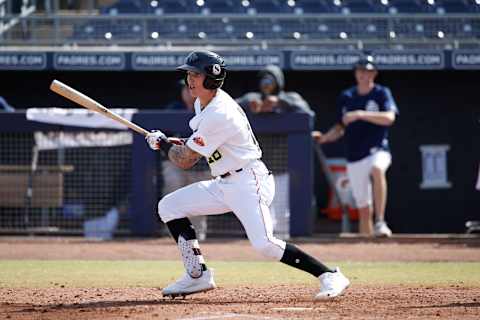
0;237;479;320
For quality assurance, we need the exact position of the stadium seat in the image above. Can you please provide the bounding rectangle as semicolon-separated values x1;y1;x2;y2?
185;19;232;39
100;0;148;15
438;0;471;13
68;0;480;44
230;18;281;39
252;0;286;13
206;0;243;14
344;0;375;13
157;0;191;14
297;0;332;13
389;0;426;13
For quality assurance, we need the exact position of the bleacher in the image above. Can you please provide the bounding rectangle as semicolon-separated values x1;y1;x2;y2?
0;0;479;49
98;0;480;15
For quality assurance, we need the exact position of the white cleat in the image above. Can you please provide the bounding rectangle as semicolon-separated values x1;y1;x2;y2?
162;269;216;298
374;221;393;238
315;267;350;300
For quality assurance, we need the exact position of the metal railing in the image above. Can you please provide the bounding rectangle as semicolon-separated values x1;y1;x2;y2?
0;0;36;35
0;13;479;50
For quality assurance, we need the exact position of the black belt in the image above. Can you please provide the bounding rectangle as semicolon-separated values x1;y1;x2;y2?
220;168;243;178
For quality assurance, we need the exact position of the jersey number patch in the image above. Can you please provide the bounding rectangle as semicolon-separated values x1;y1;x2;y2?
207;150;222;164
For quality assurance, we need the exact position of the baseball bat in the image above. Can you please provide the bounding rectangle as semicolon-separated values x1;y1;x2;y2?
49;80;150;136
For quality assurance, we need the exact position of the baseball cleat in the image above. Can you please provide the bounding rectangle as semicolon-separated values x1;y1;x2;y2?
374;221;393;237
315;267;350;300
162;269;216;298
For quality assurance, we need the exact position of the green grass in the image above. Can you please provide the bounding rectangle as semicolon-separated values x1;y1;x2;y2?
0;260;479;288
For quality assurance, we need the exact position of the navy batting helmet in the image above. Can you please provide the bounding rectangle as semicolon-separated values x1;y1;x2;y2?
177;50;227;90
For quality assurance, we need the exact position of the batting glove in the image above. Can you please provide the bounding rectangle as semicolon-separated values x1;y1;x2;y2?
145;130;167;151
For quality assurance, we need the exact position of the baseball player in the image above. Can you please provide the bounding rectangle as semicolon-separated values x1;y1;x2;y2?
145;50;349;300
313;56;398;237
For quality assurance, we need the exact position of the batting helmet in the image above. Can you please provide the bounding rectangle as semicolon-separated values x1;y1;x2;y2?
177;50;227;90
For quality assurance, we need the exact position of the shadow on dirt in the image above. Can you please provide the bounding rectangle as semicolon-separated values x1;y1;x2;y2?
9;297;300;313
405;302;480;309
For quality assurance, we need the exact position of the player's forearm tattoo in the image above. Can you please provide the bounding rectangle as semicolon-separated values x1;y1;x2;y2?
168;145;202;169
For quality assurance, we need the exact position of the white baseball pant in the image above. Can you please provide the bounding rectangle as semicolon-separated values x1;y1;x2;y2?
346;150;392;208
158;160;286;260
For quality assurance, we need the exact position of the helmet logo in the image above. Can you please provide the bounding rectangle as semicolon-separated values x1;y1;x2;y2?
187;52;198;63
212;64;221;76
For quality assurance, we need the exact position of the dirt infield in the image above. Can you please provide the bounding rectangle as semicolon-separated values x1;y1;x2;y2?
1;237;479;320
1;236;479;261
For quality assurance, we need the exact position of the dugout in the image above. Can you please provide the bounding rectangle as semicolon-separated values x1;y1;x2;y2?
0;66;479;235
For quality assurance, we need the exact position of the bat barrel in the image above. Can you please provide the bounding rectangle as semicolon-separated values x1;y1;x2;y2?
49;80;150;136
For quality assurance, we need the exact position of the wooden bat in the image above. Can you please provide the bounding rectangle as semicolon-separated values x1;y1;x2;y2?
49;80;149;136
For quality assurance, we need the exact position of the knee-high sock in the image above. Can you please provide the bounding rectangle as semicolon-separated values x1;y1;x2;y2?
166;218;207;276
166;217;197;243
280;243;333;277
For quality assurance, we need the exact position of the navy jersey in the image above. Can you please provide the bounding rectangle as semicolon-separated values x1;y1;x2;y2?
336;84;398;162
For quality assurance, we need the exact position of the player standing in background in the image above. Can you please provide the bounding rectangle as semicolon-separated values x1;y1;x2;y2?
145;50;349;300
313;56;398;237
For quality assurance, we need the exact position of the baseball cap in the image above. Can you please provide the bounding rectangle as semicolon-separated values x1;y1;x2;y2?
354;56;377;71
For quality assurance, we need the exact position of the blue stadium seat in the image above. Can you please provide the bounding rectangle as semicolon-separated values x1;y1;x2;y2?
100;0;148;15
185;19;233;39
389;0;426;13
158;0;192;14
148;19;184;38
344;0;375;13
73;19;143;42
69;1;479;43
229;18;281;39
252;0;286;13
206;0;243;13
394;19;425;39
438;0;471;13
276;19;305;39
297;0;333;13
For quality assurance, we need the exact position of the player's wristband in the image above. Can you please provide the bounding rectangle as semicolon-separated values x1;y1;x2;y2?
159;140;173;155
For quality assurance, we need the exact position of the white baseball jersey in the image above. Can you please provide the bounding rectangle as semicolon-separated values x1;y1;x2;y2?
159;88;286;261
186;89;262;177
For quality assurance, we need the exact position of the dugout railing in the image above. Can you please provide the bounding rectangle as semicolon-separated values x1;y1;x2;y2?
0;111;313;238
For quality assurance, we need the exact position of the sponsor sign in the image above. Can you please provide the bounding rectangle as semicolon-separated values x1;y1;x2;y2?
132;52;186;70
53;52;126;70
0;52;47;70
290;51;362;70
221;51;284;70
0;49;464;71
132;51;284;70
372;50;444;70
452;50;480;70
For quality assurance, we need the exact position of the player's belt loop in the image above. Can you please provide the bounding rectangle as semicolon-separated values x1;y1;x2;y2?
220;168;243;179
